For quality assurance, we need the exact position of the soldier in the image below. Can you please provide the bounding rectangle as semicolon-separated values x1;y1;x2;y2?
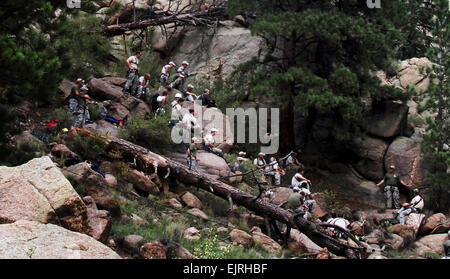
73;85;91;128
182;108;200;132
266;157;283;186
291;167;312;191
170;61;190;93
123;50;141;94
285;150;303;168
231;151;249;172
160;61;176;90
376;165;411;209
198;89;213;107
136;73;151;99
187;137;201;171
204;128;225;160
185;84;197;102
155;91;169;116
69;78;84;115
299;187;316;220
396;188;424;225
171;93;184;123
253;152;277;185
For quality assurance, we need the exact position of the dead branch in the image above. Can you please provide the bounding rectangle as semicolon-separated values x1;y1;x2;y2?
96;2;227;36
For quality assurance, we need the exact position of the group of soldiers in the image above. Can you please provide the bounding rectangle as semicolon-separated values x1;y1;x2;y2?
122;51;216;114
68;51;439;248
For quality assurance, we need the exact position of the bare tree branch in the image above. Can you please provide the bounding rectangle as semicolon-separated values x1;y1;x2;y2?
95;2;227;36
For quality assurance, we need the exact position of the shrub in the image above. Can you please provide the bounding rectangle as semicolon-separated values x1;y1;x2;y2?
119;114;173;153
87;103;104;122
66;131;107;162
0;139;47;167
48;108;73;131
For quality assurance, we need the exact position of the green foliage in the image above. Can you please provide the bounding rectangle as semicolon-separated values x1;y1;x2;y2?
225;0;429;148
0;1;109;142
418;0;450;212
0;139;47;167
119;113;173;154
66;131;107;162
49;108;74;130
191;228;231;259
54;14;112;79
87;103;104;122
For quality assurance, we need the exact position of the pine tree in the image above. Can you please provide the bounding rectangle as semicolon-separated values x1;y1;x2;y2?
419;0;449;212
226;0;418;154
0;1;111;141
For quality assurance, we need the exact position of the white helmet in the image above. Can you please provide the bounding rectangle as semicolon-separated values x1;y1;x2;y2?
76;78;83;83
175;93;182;98
258;152;265;156
210;128;218;133
187;84;194;89
270;157;276;162
239;151;246;156
182;61;189;66
293;186;300;192
80;85;89;91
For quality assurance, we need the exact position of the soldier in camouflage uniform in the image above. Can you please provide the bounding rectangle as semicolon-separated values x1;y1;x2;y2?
376;165;411;209
72;85;91;128
69;78;84;115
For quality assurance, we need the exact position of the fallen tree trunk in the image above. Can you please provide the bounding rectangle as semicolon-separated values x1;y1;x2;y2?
72;128;363;258
95;3;227;36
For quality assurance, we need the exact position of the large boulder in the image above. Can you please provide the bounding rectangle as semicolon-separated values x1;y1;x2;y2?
88;78;124;100
171;25;268;79
270;187;293;207
62;162;121;216
0;156;91;235
420;213;448;235
84;120;120;138
0;220;121;259
289;229;322;253
100;77;126;87
87;208;111;244
413;234;447;257
377;58;433;92
59;79;76;102
117;94;151;116
384;136;434;189
313;168;385;209
170;151;231;178
366;101;409;139
102;101;130;121
251;230;282;254
351;136;390;181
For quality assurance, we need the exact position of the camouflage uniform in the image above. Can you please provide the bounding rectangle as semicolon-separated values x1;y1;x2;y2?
382;172;401;209
70;85;90;127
